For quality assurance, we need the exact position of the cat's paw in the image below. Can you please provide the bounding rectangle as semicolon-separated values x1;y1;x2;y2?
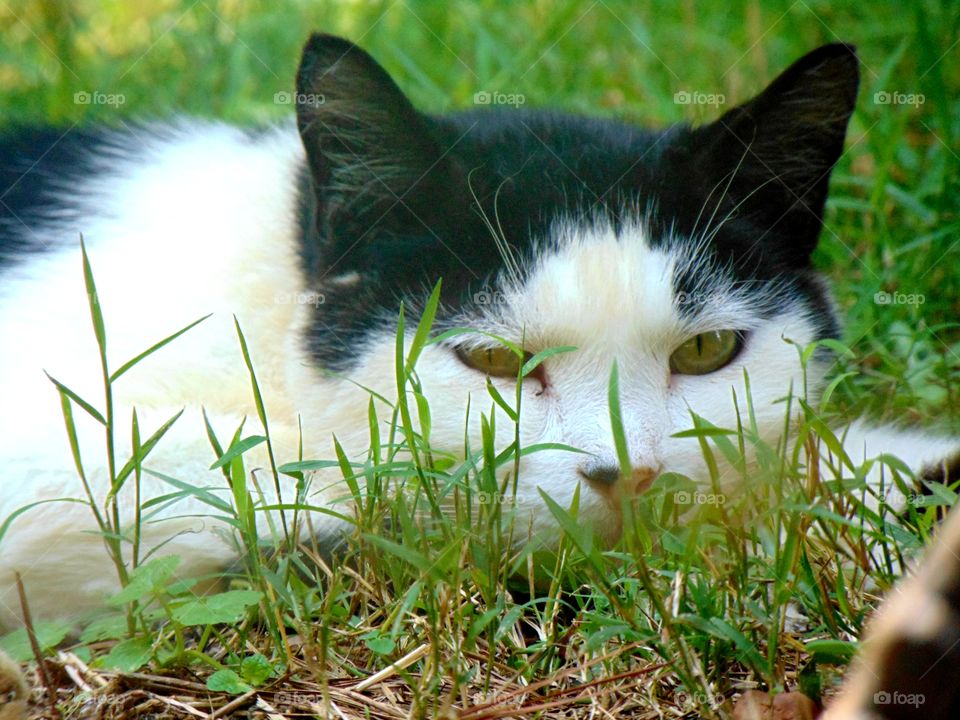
0;649;27;720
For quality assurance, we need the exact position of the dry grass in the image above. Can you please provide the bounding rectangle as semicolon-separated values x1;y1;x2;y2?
16;639;826;719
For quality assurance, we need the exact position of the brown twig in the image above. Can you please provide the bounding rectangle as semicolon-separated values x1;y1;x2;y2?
208;687;258;718
15;572;61;718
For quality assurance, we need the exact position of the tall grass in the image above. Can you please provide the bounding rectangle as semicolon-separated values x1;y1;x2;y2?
1;245;952;716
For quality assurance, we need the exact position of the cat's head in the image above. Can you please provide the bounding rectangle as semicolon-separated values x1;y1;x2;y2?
290;35;859;538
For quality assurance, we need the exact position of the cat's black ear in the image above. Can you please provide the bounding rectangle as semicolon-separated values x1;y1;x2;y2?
294;34;452;228
692;43;859;262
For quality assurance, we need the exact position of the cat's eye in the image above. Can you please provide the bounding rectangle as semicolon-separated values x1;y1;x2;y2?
456;345;526;378
669;330;742;375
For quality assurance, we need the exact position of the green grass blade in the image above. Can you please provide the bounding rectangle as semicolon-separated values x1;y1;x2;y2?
607;360;632;474
113;408;185;490
80;236;107;354
210;435;267;470
407;280;441;369
111;314;212;382
234;316;288;542
45;372;106;425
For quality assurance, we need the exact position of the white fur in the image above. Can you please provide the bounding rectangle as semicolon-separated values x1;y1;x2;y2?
0;122;956;628
0;121;334;626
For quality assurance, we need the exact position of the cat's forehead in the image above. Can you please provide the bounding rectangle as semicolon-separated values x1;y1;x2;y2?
507;219;677;349
453;216;801;351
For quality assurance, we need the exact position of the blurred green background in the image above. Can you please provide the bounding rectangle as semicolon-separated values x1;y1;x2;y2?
2;0;959;424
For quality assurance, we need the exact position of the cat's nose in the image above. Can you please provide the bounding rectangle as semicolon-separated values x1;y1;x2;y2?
578;463;659;495
578;463;620;486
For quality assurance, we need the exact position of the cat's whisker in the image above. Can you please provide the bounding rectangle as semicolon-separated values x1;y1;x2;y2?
467;168;523;291
492;175;524;288
699;172;785;251
691;134;757;246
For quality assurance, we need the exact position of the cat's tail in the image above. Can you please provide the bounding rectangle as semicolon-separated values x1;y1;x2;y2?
0;650;26;720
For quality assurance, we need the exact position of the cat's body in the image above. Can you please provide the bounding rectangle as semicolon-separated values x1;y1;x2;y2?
0;121;323;621
0;36;957;650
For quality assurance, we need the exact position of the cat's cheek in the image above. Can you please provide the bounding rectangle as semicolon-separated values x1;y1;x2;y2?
660;374;746;480
407;346;556;457
661;435;713;481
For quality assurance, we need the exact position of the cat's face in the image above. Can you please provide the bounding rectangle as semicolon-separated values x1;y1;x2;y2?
291;36;859;537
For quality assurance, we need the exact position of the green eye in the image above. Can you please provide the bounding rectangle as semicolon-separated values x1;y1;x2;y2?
457;345;525;378
669;330;742;375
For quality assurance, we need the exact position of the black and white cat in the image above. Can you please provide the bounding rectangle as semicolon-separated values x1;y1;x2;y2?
0;34;956;650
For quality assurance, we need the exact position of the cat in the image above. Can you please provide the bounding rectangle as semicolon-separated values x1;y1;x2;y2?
1;34;959;714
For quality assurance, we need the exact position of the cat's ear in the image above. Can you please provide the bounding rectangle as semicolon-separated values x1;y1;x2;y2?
692;43;859;261
294;34;453;227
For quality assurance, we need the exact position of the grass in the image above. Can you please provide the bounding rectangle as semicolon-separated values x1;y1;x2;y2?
1;1;959;718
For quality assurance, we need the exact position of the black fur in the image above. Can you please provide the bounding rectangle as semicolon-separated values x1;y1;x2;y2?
293;35;857;371
0;126;115;264
0;38;858;373
910;451;960;523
